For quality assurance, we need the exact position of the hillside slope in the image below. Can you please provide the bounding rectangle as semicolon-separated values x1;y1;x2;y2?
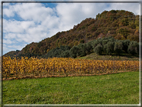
4;10;140;58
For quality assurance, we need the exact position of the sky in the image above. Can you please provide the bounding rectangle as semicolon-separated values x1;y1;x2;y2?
1;0;141;55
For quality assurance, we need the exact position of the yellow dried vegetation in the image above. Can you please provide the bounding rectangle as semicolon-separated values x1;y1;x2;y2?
2;56;139;80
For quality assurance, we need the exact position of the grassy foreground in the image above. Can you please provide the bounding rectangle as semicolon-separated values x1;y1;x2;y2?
3;71;139;104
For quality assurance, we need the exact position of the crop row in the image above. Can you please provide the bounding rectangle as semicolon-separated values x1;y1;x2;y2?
2;56;139;79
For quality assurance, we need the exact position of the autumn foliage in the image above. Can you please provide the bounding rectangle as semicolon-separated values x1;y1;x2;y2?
4;10;140;58
2;56;139;80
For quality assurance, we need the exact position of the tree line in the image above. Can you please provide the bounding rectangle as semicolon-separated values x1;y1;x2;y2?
41;36;139;59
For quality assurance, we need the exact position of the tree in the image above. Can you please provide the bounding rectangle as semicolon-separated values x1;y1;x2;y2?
102;40;108;46
122;40;130;53
104;41;114;55
91;26;97;31
80;39;85;43
114;41;123;55
93;44;103;55
108;36;116;42
91;40;98;48
92;39;102;49
121;18;129;26
70;46;80;58
85;42;93;54
118;28;129;38
60;50;70;58
60;46;70;51
41;46;70;58
128;41;139;55
77;43;87;57
16;50;20;52
129;22;136;29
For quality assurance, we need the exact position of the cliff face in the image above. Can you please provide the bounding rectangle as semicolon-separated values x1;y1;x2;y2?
4;10;140;58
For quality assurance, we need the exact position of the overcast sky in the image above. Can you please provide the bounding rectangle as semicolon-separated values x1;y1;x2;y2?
1;0;141;55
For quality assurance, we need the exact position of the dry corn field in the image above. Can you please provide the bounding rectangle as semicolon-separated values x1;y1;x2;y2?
2;56;139;80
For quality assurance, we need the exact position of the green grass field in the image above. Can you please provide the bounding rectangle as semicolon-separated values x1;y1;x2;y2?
2;71;139;104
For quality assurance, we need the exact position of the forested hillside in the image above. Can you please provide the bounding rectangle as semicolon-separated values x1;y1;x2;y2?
4;10;140;58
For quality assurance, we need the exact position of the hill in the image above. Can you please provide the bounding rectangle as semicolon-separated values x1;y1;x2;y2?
4;10;140;58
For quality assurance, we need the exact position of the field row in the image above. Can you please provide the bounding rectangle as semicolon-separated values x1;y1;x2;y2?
2;57;139;80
